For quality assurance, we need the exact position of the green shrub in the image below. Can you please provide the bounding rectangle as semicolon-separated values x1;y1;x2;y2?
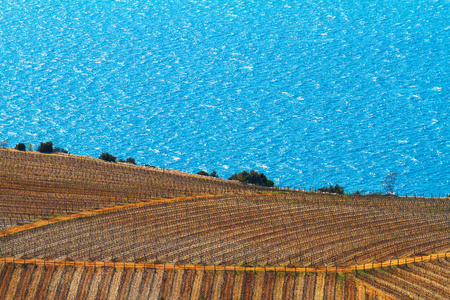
318;184;344;195
99;152;116;162
15;143;26;151
228;169;274;187
37;141;53;153
53;147;68;153
197;170;219;178
118;157;136;164
126;157;136;164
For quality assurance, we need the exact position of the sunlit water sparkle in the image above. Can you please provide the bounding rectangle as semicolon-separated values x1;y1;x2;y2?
1;0;449;195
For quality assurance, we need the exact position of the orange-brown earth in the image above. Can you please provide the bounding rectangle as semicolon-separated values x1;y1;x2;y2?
1;260;448;299
1;149;449;299
0;149;267;230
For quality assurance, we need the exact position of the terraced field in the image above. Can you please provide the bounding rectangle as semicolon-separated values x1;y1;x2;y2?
0;149;267;230
0;149;449;299
1;194;449;267
1;259;449;299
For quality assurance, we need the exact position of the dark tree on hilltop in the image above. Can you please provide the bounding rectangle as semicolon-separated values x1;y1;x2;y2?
99;152;116;162
229;169;274;187
53;147;68;153
197;170;219;178
126;157;136;164
15;143;26;151
318;184;345;195
37;142;53;153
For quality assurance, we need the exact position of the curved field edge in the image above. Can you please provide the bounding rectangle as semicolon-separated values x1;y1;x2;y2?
0;192;276;238
1;148;275;229
1;253;449;273
2;192;448;267
1;259;449;299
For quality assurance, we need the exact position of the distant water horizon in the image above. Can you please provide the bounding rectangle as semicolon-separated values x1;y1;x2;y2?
1;0;449;196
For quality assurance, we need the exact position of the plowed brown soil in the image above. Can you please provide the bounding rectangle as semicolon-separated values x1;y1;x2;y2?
168;269;185;299
241;271;254;300
262;272;275;300
160;269;175;299
355;274;406;300
313;272;326;299
55;266;76;300
0;263;14;297
220;271;235;300
106;268;123;300
85;267;103;299
282;273;296;300
126;269;144;300
232;272;244;299
179;270;195;299
24;265;43;300
0;264;5;280
45;266;65;299
344;275;356;300
35;265;55;300
96;267;115;300
293;273;305;299
13;264;35;300
116;269;134;300
323;272;337;298
137;269;155;300
251;272;265;300
302;273;316;299
147;269;164;299
4;264;23;299
189;271;204;300
273;272;285;300
200;271;215;299
334;275;345;300
211;271;225;299
75;267;94;300
66;267;85;300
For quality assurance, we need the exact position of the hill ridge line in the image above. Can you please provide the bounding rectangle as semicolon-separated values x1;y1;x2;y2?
1;253;448;273
0;192;276;238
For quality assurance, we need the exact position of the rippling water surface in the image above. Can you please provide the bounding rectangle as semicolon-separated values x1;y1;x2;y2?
1;0;449;195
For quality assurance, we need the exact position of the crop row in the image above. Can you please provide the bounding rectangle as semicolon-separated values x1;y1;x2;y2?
356;259;450;299
0;262;358;300
2;259;449;299
2;194;449;267
0;149;269;229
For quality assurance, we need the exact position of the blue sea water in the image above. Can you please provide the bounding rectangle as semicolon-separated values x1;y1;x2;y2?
0;0;449;195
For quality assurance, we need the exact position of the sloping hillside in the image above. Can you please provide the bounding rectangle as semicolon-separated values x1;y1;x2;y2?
1;193;449;267
1;259;449;299
0;149;268;230
0;150;449;299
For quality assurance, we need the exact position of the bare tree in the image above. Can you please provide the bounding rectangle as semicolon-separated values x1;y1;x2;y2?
383;172;397;195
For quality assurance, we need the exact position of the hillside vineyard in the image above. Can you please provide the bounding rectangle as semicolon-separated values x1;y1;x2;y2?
0;149;449;299
0;149;268;230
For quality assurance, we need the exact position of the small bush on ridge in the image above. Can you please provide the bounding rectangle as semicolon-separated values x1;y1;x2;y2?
15;143;26;151
53;147;68;153
318;184;344;195
197;170;219;178
99;152;116;162
126;157;136;164
37;141;53;153
228;169;274;187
